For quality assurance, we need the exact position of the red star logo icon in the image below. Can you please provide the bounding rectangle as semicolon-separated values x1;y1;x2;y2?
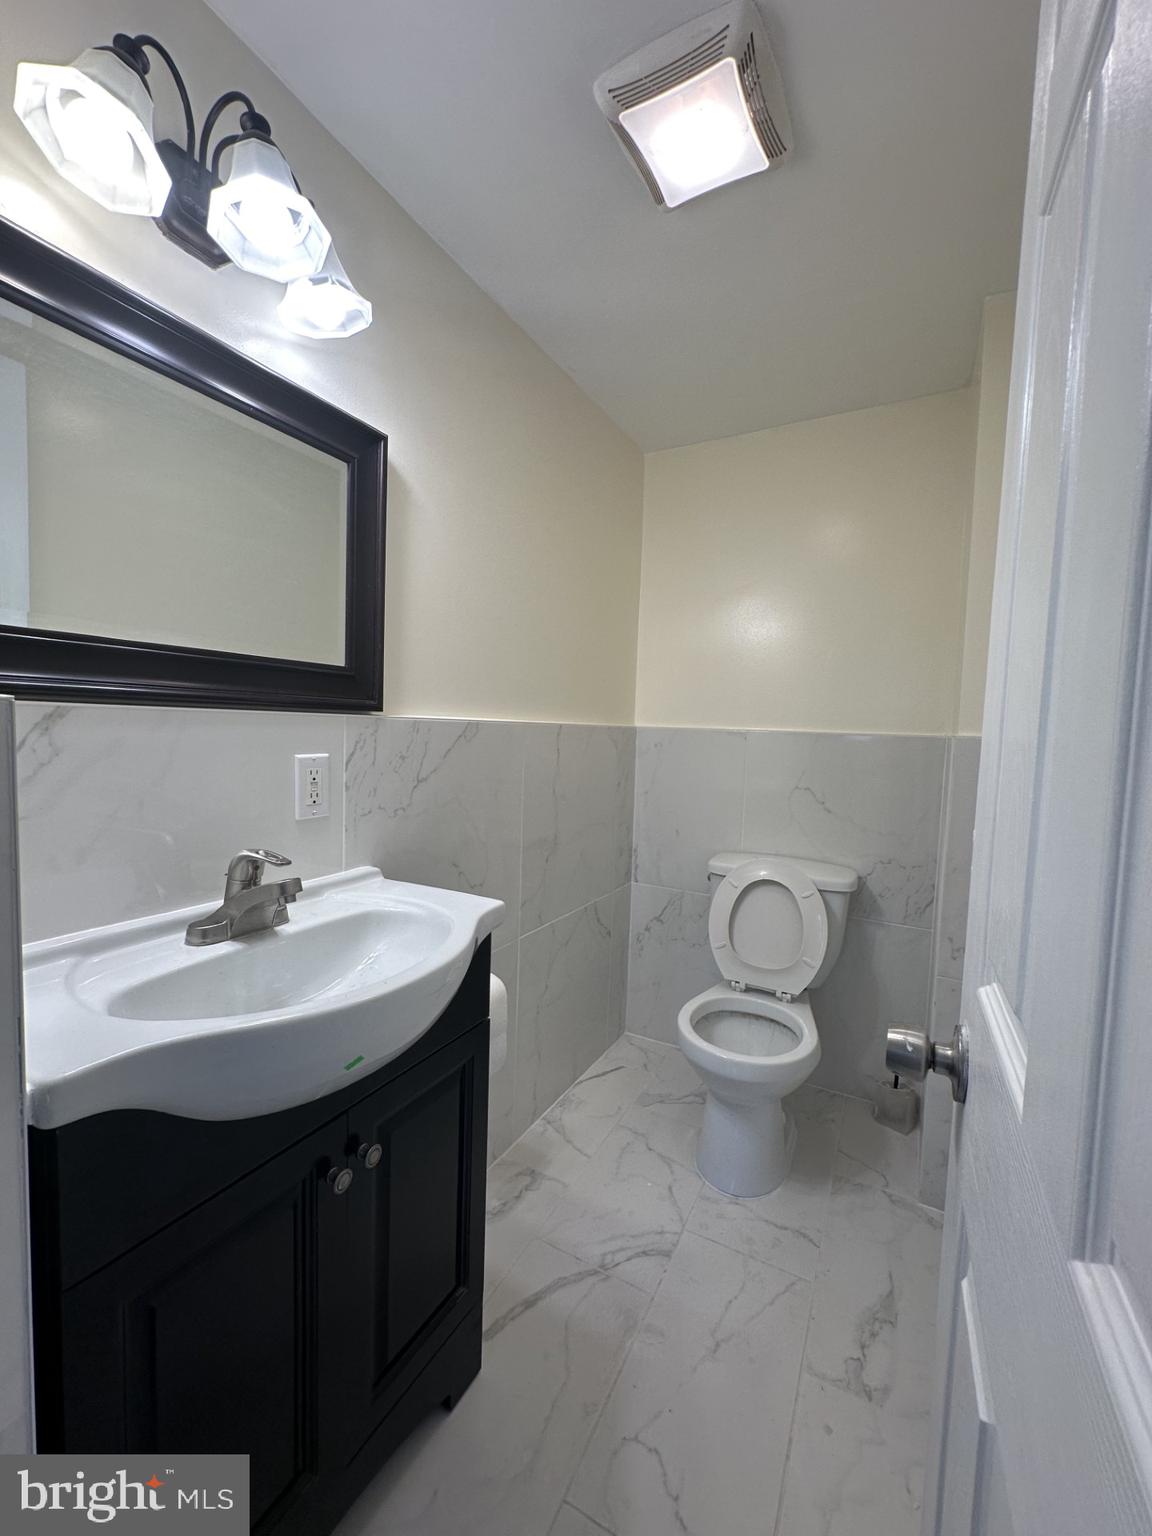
145;1476;164;1489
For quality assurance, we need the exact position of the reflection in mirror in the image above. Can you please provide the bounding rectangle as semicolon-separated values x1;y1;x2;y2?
0;295;347;665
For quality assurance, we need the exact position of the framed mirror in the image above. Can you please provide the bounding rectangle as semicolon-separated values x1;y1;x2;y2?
0;218;385;711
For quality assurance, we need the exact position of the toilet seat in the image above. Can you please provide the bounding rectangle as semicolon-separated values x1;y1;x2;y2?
708;857;828;999
678;983;820;1087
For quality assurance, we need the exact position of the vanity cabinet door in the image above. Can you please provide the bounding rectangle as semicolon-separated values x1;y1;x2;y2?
55;1121;348;1533
337;1024;488;1452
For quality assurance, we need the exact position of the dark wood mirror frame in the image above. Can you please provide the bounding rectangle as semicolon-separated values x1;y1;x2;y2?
0;218;385;712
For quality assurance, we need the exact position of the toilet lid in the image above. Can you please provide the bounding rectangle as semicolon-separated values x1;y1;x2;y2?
708;857;828;997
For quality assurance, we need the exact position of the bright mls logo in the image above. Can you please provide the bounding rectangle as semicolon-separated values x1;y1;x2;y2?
2;1455;248;1530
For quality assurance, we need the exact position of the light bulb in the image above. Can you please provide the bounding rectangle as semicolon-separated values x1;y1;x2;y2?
278;250;372;339
232;193;300;255
618;57;769;208
648;97;745;187
13;49;171;216
47;90;138;185
207;136;330;281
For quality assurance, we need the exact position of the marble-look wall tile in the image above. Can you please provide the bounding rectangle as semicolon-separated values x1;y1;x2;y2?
809;919;932;1100
742;732;946;928
487;942;525;1163
345;715;524;950
933;736;981;979
606;883;631;1047
632;729;745;893
625;883;715;1046
515;897;612;1125
918;974;960;1210
520;724;633;933
16;702;346;942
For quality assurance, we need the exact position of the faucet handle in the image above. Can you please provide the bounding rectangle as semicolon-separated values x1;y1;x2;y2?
225;848;293;896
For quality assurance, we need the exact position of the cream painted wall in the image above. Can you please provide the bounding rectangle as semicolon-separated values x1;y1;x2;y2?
956;293;1016;733
636;390;978;732
0;0;642;723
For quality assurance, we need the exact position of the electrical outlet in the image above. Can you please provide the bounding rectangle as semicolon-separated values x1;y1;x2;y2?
294;753;330;820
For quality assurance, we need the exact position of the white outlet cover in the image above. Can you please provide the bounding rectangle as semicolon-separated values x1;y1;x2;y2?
294;753;330;820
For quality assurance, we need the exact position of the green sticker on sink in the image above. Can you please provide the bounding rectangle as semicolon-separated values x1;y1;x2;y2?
344;1055;364;1071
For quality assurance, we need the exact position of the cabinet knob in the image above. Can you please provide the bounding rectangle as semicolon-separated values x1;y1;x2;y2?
326;1166;354;1195
357;1142;383;1170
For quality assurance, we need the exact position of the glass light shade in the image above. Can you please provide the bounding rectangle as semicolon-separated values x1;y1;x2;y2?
278;249;372;338
619;57;768;208
13;49;172;216
207;137;331;281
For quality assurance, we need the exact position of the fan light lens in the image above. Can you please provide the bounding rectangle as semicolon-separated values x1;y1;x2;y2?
619;57;768;208
13;50;171;216
278;250;372;339
207;136;330;281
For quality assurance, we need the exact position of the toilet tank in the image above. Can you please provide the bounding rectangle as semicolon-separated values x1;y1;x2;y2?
706;851;858;989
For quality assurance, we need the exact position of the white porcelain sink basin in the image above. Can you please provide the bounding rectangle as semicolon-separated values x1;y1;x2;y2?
23;867;504;1128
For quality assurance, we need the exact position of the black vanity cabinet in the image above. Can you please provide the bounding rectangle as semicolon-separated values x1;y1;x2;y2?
29;941;491;1536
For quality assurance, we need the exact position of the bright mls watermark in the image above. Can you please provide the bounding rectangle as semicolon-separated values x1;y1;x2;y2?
1;1456;248;1530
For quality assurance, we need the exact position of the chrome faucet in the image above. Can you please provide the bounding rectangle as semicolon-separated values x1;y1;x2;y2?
184;849;304;946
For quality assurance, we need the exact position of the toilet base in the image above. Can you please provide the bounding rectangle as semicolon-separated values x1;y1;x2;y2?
697;1093;796;1198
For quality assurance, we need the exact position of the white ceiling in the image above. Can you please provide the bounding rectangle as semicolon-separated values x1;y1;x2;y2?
206;0;1040;449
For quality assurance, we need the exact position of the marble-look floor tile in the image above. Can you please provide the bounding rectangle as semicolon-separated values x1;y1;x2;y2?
516;898;612;1125
568;1232;811;1536
775;1174;943;1536
686;1086;843;1280
632;728;746;893
344;716;524;949
485;1135;574;1301
742;731;946;929
836;1093;922;1198
334;1241;647;1536
487;1035;697;1296
549;1503;613;1536
521;724;634;933
774;1373;930;1536
616;1093;703;1172
625;883;715;1046
543;1123;702;1294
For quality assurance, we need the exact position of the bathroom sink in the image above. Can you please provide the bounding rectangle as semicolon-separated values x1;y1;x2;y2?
22;867;504;1128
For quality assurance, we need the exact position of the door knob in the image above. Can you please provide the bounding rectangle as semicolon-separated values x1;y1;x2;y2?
326;1165;354;1195
356;1142;383;1169
885;1021;969;1103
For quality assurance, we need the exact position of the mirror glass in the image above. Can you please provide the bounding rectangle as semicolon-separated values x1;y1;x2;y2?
0;297;348;666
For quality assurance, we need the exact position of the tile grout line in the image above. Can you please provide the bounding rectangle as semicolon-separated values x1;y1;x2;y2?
769;1095;848;1536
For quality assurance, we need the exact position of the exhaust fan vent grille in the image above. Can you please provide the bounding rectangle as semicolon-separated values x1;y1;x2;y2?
610;125;667;206
739;35;788;158
608;26;730;110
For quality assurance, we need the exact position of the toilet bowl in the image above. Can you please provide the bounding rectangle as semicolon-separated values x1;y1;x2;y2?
677;852;857;1198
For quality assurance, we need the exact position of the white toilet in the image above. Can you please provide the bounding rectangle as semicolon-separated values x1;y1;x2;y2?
677;851;858;1198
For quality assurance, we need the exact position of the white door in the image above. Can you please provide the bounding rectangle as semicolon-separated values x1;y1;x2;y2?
923;0;1152;1528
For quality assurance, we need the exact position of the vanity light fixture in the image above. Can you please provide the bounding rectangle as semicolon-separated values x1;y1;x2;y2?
593;0;792;209
13;32;370;337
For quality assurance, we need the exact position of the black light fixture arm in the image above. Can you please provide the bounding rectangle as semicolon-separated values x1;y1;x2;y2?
111;33;196;159
198;91;271;170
